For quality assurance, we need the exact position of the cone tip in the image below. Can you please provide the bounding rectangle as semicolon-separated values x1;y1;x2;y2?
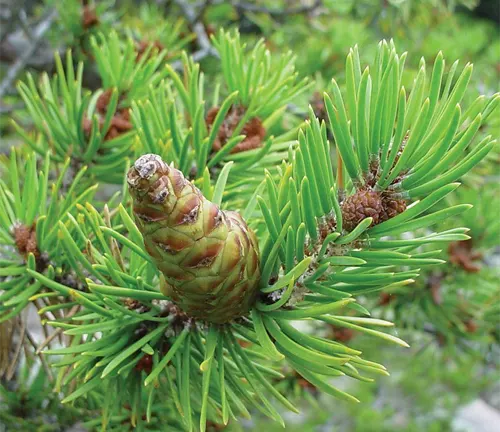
132;154;164;179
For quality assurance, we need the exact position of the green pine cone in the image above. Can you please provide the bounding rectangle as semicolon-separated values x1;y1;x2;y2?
127;154;261;323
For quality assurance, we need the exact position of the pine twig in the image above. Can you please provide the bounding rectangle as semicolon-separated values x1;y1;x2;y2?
0;2;24;43
0;8;57;99
173;0;219;58
233;0;323;18
170;47;212;71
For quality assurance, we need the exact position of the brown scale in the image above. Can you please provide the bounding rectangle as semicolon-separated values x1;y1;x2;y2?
96;89;113;114
448;239;482;273
427;273;443;305
378;292;396;306
436;332;447;347
135;354;153;374
318;216;337;243
206;105;266;154
13;223;50;272
328;324;355;343
133;323;153;339
160;301;193;333
82;5;99;30
206;420;227;431
365;159;380;188
293;371;319;394
122;298;150;313
136;40;165;62
14;223;40;258
82;89;132;142
364;134;409;188
311;91;327;124
104;109;133;140
464;319;478;333
204;24;216;39
237;339;251;348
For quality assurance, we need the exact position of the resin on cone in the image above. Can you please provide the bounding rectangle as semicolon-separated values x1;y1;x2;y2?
127;154;261;323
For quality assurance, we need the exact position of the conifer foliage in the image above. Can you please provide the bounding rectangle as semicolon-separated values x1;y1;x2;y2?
1;12;499;432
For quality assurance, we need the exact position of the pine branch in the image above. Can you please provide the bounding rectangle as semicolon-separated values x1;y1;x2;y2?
3;15;498;429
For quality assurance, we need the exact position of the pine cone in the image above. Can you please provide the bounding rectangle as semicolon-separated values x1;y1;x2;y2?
341;190;383;232
127;154;261;323
380;195;407;222
206;105;265;154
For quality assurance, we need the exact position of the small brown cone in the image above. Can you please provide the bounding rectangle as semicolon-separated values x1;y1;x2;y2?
206;105;266;154
380;195;407;222
341;190;384;232
127;154;261;323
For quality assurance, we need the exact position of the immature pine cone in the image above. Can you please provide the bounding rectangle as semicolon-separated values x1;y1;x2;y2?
127;154;261;323
341;190;384;232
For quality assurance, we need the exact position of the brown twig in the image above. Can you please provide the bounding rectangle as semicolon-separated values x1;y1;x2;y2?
5;315;26;381
24;329;54;382
233;0;322;18
36;304;80;354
